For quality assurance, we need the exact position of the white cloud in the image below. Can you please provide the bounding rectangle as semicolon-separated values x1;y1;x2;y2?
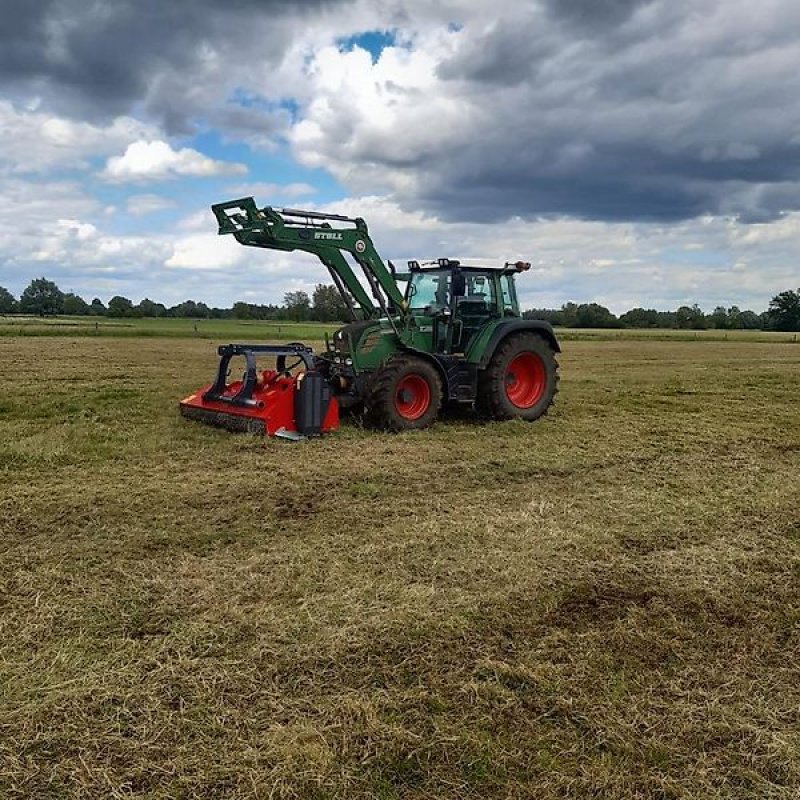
289;39;456;197
166;233;250;270
0;100;157;173
224;181;317;200
130;195;797;312
0;177;172;300
102;140;247;182
1;182;796;311
126;193;177;216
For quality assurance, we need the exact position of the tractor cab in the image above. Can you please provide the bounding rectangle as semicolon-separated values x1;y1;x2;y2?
405;258;528;353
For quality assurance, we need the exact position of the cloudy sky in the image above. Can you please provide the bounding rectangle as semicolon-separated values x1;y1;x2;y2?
1;0;799;313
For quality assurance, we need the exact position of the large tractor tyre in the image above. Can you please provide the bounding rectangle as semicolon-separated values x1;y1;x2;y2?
365;356;443;432
478;333;559;421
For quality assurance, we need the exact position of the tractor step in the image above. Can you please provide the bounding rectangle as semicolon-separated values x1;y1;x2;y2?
179;343;339;438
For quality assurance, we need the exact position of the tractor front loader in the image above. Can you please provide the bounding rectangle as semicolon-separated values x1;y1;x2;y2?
179;197;560;437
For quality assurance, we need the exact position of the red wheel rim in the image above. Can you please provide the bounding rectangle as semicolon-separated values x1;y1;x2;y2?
505;353;546;408
395;374;431;420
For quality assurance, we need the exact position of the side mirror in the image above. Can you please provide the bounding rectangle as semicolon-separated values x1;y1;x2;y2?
452;272;466;297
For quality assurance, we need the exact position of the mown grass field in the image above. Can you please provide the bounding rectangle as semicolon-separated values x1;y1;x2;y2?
1;329;799;798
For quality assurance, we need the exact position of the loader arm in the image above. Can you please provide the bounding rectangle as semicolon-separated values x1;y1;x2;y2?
212;197;406;319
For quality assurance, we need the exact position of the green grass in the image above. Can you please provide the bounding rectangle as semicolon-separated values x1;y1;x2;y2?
0;315;339;340
2;314;798;342
1;336;799;798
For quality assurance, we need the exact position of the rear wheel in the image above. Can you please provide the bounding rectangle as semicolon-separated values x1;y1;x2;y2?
366;355;442;431
478;333;558;421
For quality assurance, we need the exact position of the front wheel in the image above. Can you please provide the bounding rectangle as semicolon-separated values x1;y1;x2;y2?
478;333;559;421
365;355;442;431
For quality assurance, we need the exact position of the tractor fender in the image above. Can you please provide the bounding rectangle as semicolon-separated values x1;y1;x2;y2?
477;320;561;368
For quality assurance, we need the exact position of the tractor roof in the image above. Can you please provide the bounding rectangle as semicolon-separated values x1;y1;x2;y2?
407;258;531;275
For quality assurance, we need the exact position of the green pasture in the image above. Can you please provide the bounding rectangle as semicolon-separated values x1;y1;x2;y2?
1;313;798;342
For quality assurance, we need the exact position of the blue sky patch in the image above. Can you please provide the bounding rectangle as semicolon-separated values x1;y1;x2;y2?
337;29;397;63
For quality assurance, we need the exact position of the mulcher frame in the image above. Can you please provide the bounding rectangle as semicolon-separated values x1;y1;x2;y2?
203;343;315;408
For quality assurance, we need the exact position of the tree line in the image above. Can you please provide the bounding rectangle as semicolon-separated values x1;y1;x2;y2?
2;277;799;331
523;295;800;331
0;279;350;323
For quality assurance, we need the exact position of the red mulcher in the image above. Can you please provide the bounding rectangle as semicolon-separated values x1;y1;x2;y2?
180;344;338;438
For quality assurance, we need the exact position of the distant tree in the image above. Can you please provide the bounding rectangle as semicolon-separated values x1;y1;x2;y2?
707;305;731;329
721;306;762;330
312;283;349;322
656;311;678;328
676;304;706;330
559;302;579;328
170;300;210;318
90;298;107;316
62;292;90;315
725;305;742;329
107;295;134;317
0;286;17;314
137;298;166;318
523;308;564;325
253;303;282;320
574;303;620;328
232;301;252;320
20;277;64;316
733;310;762;330
619;308;660;328
767;288;800;331
283;290;311;322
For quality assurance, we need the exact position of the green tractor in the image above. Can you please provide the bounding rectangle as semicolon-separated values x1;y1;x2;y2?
180;198;560;437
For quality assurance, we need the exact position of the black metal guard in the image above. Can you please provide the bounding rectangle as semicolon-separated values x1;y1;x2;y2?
281;207;357;223
202;343;316;407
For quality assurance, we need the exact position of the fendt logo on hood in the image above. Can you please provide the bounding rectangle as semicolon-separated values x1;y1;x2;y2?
314;231;343;241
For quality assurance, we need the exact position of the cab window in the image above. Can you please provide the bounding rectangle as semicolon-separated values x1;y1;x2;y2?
407;270;450;309
500;275;517;313
465;273;494;303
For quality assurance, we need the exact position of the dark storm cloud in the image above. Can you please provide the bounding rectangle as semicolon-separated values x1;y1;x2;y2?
0;0;344;132
0;1;55;78
542;0;653;29
413;132;800;224
436;13;555;86
408;0;800;223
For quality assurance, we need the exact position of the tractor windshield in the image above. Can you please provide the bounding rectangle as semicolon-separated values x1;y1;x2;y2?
407;270;450;310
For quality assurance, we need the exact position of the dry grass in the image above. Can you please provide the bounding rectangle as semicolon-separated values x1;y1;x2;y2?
1;335;798;798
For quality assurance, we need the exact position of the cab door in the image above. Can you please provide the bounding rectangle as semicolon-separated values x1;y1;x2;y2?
453;271;496;352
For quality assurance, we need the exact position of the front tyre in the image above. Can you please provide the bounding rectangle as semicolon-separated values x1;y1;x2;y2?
478;333;558;421
365;355;442;431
